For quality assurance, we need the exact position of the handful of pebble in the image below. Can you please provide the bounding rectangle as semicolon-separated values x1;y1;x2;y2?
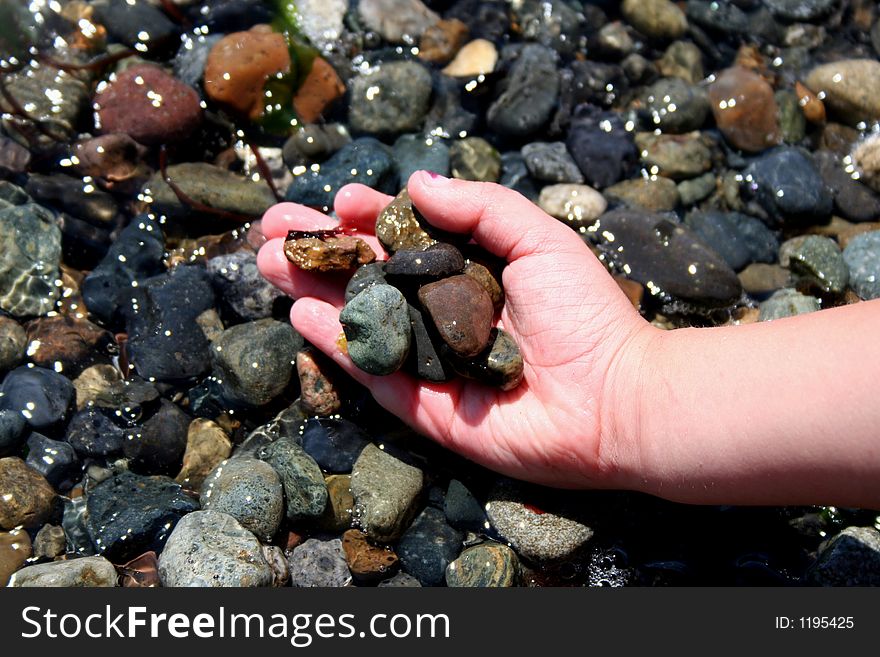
283;189;524;390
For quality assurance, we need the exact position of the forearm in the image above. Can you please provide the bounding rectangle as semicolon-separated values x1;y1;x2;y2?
633;301;880;507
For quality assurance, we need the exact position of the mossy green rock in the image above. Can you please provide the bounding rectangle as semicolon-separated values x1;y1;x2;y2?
779;235;848;294
446;542;520;587
258;438;328;523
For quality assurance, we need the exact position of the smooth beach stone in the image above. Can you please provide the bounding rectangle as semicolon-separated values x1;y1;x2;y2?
0;528;31;586
657;41;703;83
418;275;494;357
349;61;433;136
342;528;400;582
359;0;440;43
640;78;709;134
804;526;880;586
538;183;608;230
450;137;501;182
284;234;377;272
419;17;469;64
175;419;233;490
123;399;189;476
159;510;272;587
759;288;821;321
24;315;113;376
813;152;880;223
376;189;438;254
684;211;779;271
8;556;117;587
351;444;424;543
443;328;524;391
604;177;680;212
397;507;463;586
738;263;793;297
0;203;62;317
287;537;351;587
566;107;638;188
393;134;451;183
200;457;283;541
708;66;781;153
25;173;117;225
0;366;74;431
441;38;498;76
258;438;328;523
345;262;388;302
297;350;342;416
777;90;806;144
678;173;717;207
444;479;487;532
463;261;504;311
0;316;26;372
408;304;453;382
318;474;355;532
634;132;713;180
0;410;26;457
805;59;880;126
0;458;56;530
521;142;584;184
300;417;371;473
446;542;519;587
86;471;199;561
340;284;412;376
842;231;880;300
207;251;284;321
779;235;848;294
282;124;351;168
25;433;79;489
93;0;178;53
385;243;465;278
513;0;583;55
622;0;687;40
486;44;559;138
65;408;127;458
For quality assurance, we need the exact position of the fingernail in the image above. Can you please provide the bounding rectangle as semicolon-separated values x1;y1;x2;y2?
422;170;449;184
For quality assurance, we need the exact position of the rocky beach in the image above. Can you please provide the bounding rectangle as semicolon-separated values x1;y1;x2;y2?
1;0;880;587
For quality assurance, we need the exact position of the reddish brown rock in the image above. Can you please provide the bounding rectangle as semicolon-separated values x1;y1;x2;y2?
419;19;469;64
95;64;203;146
418;274;494;357
0;528;32;586
284;234;377;272
795;81;826;124
120;551;160;588
293;58;345;124
297;350;342;416
25;315;113;376
204;26;291;119
72;133;148;183
463;261;504;311
318;475;354;533
708;66;781;153
342;528;399;581
0;458;57;530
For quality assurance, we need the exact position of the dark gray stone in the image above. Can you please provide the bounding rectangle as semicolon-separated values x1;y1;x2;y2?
258;438;328;523
349;61;433;136
123;399;190;477
487;44;559;138
843;231;880;300
300;418;371;473
200;457;283;541
398;507;463;586
0;367;74;432
521;142;584;183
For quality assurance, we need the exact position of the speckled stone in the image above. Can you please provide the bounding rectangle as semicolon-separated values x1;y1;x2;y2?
296;350;342;416
0;203;62;317
258;438;328;523
0;316;26;372
284;234;376;272
8;556;117;587
418;275;495;357
287;538;351;587
377;571;422;587
175;419;233;490
446;542;519;587
351;444;423;543
759;288;821;321
538;184;608;230
397;507;463;586
779;235;849;294
804;526;880;586
634;132;712;180
0;457;56;530
200;457;284;541
842;231;880;300
158;510;273;587
375;189;437;253
340;284;412;375
450;137;501;182
443;328;524;391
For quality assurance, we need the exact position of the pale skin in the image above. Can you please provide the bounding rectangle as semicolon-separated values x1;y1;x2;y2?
257;171;880;509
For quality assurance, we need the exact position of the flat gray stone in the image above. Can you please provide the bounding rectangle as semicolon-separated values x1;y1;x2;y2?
351;444;423;542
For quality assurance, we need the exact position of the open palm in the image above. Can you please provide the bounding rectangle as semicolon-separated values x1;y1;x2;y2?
257;172;651;489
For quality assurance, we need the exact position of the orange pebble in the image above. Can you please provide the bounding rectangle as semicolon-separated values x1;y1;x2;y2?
796;81;826;124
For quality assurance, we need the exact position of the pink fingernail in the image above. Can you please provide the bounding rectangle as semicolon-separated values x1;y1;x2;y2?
424;170;448;183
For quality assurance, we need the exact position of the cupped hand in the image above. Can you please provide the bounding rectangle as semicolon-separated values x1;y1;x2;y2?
257;172;656;489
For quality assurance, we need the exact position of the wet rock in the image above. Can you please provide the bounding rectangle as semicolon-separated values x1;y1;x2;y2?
423;76;478;138
95;64;202;146
74;373;159;419
159;510;272;587
780;235;848;294
340;284;411;375
420;19;470;65
343;528;399;582
92;0;177;54
499;151;539;199
684;211;779;271
843;231;880;300
24;315;113;376
622;0;687;40
293;57;346;124
805;60;880;127
708;66;781;153
450;137;501;182
82;215;164;328
738;263;793;297
297;350;342;416
174;33;222;88
566;107;637;188
25;173;116;226
351;444;423;542
258;438;327;523
393;134;451;183
378;571;422;587
640;77;709;134
287;537;351;587
125;265;216;381
349;61;433;137
71;133;148;187
0;366;74;431
345;263;388;302
814;152;880;223
319;474;355;532
124;399;190;476
759;288;821;321
441;38;497;76
1;528;32;585
359;0;440;43
200;457;283;540
300;417;371;473
65;408;127;458
0;458;56;530
386;243;465;278
418;275;494;357
145;162;276;220
463;261;504;311
295;0;348;52
284;234;376;272
605;177;680;212
8;556;117;587
486;482;593;563
408;304;452;382
0;316;26;372
487;44;559;138
375;189;437;253
804;526;880;586
852;134;880;194
0;410;26;457
282;124;351;168
32;524;66;561
657;41;704;84
741;147;833;226
443;328;524;391
635;132;712;180
0;202;62;317
86;471;198;561
538;183;607;229
443;479;487;532
446;542;519;587
25;433;79;490
588;210;743;309
204;26;291;119
398;507;463;586
286;138;395;207
235;401;308;457
521;142;584;183
0;136;30;176
776;90;806;145
513;0;584;56
677;172;717;207
207;250;284;321
175;419;232;490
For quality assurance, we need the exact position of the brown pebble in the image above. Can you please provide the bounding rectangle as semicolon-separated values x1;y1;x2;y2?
0;458;57;530
25;315;113;376
708;66;781;153
419;19;469;64
418;275;494;357
175;419;232;490
120;551;160;588
375;189;438;254
464;261;504;311
614;276;644;309
0;528;32;586
293;58;346;124
319;475;355;533
342;529;399;581
297;350;342;416
284;234;376;272
796;81;826;124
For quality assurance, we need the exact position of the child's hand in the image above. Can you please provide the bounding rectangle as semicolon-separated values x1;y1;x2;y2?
257;171;656;490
